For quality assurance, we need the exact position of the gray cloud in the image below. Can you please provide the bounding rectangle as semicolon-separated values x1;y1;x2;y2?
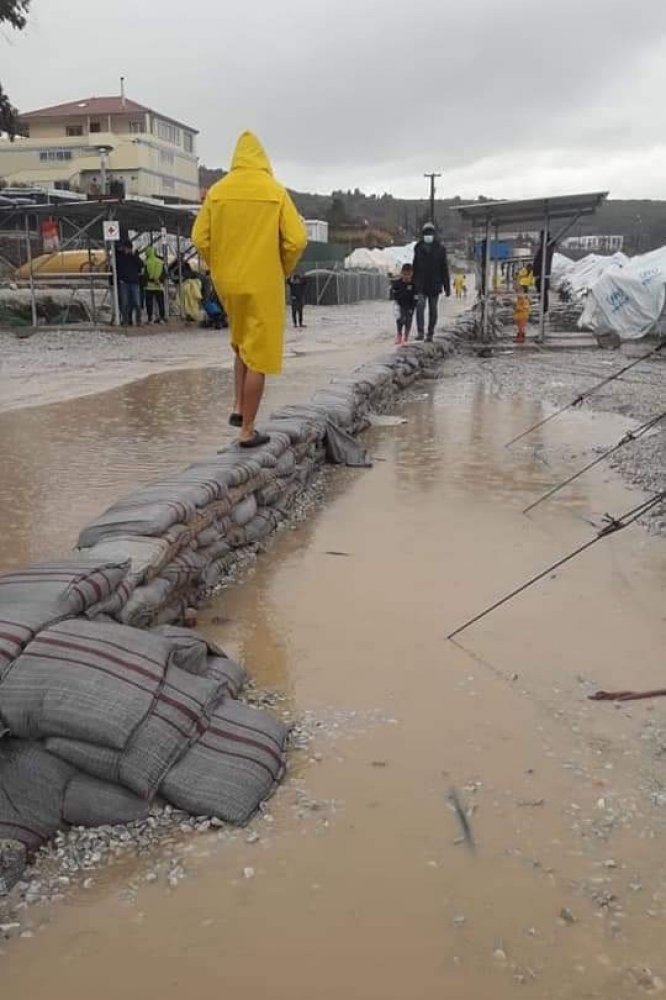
4;0;666;197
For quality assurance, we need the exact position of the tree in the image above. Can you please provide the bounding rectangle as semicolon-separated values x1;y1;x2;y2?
326;195;348;228
1;1;31;136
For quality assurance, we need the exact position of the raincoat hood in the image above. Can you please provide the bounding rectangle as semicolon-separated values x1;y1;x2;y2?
144;245;164;283
230;131;273;175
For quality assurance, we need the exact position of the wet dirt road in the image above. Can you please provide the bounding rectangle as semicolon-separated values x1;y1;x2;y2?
2;374;665;999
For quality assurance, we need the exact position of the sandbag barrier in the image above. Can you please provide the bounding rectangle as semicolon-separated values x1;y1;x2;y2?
0;340;451;894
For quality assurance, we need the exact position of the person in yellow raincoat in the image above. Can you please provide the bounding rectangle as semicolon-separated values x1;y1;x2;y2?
192;131;307;448
514;287;531;343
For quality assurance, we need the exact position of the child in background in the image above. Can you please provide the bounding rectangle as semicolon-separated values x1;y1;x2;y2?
390;263;417;345
514;287;531;343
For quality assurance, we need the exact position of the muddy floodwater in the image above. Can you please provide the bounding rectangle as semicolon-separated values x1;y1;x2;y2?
2;370;666;999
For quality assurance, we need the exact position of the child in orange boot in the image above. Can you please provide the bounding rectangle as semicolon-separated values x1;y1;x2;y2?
514;288;531;344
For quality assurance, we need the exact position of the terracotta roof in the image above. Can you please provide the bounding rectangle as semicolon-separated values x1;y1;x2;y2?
19;97;197;133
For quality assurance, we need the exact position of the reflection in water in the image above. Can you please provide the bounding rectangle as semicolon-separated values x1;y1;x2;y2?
0;368;234;572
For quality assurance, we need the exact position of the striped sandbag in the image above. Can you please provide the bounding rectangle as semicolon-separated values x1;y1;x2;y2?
62;773;150;827
231;494;258;527
0;559;129;616
0;602;69;678
160;699;288;825
78;497;196;548
0;619;174;747
119;663;223;798
206;656;247;698
118;577;175;627
0;739;74;850
45;738;120;784
152;624;210;676
47;664;225;800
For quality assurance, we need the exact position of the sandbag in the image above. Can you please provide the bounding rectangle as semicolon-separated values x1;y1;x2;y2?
231;494;258;527
206;655;247;698
0;619;176;747
0;738;73;850
0;601;70;678
0;559;129;616
78;497;196;547
62;773;150;827
160;699;288;824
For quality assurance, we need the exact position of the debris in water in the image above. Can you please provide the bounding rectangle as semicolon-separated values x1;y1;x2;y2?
324;550;352;557
447;786;476;853
559;907;576;925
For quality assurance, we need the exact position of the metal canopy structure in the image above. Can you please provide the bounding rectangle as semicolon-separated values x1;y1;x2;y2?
0;197;197;236
0;197;199;328
453;191;609;342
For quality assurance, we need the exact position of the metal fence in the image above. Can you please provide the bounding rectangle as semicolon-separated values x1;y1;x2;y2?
303;268;388;306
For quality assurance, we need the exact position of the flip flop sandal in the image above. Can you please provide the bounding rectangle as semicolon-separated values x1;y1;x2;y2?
239;431;271;449
229;412;243;428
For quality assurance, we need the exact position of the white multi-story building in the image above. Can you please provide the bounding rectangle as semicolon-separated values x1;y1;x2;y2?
0;93;199;202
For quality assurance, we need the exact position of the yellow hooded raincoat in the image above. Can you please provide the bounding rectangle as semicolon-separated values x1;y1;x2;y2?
192;132;308;375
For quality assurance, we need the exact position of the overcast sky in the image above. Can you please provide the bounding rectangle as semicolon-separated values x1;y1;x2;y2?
4;0;666;200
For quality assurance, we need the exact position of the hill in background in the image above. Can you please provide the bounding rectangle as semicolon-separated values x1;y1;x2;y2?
199;166;666;253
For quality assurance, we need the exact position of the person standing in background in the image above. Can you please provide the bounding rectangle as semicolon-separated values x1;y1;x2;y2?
193;131;307;448
412;222;451;341
288;272;307;328
116;239;143;327
143;246;166;324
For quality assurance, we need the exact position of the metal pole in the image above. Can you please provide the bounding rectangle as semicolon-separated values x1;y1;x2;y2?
176;224;183;323
25;215;38;329
482;217;491;341
107;209;121;326
162;227;170;321
538;207;549;343
87;238;97;325
424;172;441;224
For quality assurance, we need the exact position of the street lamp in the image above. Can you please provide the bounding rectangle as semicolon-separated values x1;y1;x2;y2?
94;144;114;196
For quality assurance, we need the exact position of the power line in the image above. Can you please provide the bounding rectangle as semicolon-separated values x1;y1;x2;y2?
523;410;666;514
504;341;666;448
446;491;666;641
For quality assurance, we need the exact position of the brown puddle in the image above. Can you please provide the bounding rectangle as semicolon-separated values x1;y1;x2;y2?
2;376;666;999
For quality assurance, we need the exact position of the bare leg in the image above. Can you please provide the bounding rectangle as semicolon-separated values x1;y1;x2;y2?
239;369;266;442
233;348;246;415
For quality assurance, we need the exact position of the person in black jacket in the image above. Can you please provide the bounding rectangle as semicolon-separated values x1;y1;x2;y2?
287;272;307;328
412;222;451;341
389;263;417;344
115;240;144;326
532;231;556;315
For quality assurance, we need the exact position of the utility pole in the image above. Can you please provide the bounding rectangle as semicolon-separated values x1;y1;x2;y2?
424;172;441;225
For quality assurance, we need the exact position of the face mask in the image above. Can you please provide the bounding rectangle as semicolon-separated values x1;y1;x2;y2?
423;234;434;244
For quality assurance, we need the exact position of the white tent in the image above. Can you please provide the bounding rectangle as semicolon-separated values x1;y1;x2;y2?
344;242;416;275
580;246;666;340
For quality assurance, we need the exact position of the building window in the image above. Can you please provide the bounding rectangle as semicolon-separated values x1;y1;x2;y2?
156;120;181;145
162;177;176;192
159;149;175;167
183;132;193;154
129;121;145;134
39;150;73;162
90;121;101;133
66;125;83;137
